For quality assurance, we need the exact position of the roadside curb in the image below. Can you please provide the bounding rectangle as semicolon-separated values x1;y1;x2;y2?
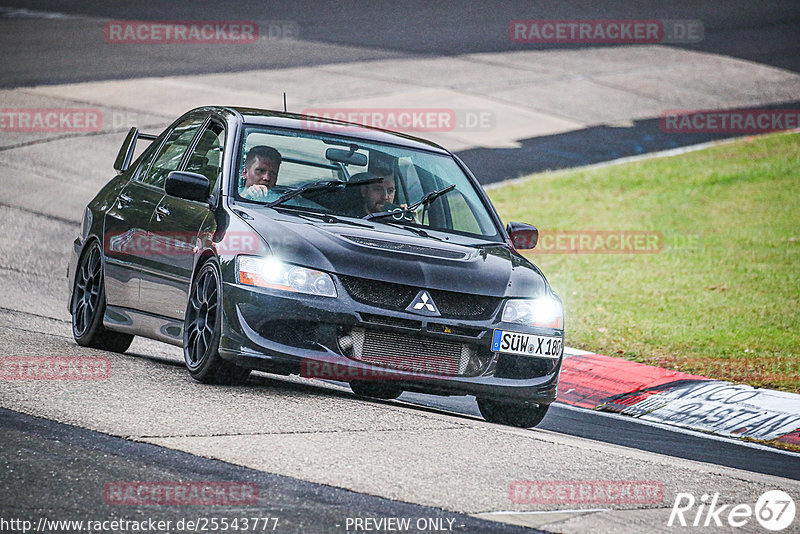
558;348;800;448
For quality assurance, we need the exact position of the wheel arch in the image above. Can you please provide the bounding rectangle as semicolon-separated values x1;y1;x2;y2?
190;249;220;287
69;235;105;314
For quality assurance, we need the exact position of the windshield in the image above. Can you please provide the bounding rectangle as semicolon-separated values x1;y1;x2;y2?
234;126;501;240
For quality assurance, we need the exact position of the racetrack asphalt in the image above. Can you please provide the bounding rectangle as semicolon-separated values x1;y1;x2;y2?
0;408;538;534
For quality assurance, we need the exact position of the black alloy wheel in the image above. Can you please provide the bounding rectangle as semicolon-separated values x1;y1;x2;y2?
184;260;250;385
71;241;134;352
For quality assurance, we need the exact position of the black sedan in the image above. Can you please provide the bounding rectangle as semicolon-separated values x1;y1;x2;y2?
68;106;564;427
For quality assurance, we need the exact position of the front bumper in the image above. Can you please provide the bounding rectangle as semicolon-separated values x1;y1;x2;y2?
66;238;83;312
217;276;562;405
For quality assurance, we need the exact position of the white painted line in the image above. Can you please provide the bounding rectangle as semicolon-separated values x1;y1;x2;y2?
0;7;73;19
477;508;611;516
471;508;610;530
563;346;596;357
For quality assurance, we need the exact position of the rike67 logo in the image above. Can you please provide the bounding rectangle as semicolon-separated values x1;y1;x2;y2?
668;490;795;531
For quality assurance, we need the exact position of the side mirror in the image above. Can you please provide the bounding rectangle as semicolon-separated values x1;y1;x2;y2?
507;221;538;250
165;171;210;203
113;127;139;174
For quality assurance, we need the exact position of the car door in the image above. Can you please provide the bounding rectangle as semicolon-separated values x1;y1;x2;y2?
105;114;208;312
140;118;225;319
102;129;165;311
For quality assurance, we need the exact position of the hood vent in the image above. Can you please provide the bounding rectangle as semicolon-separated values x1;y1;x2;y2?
340;235;469;260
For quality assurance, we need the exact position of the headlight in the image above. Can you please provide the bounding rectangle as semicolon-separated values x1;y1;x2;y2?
502;297;563;329
236;256;337;298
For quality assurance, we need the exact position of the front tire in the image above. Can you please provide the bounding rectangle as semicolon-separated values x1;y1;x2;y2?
71;241;134;353
184;260;250;385
477;398;550;428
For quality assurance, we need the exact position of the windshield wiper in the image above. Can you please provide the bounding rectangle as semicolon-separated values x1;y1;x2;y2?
281;208;373;228
364;184;456;221
467;241;507;248
380;220;445;241
266;177;383;208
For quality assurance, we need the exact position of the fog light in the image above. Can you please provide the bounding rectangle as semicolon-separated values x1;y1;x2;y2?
338;333;354;354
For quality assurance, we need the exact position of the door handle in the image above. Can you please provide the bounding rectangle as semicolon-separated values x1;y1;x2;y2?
155;205;170;220
117;193;133;208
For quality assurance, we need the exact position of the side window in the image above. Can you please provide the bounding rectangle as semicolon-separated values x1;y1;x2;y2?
185;121;225;190
139;115;206;189
444;190;482;234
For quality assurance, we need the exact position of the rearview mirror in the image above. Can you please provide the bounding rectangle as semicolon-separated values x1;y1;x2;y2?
507;222;538;250
165;171;210;203
326;146;367;166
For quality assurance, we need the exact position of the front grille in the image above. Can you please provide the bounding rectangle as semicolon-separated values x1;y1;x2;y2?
427;323;483;338
347;328;474;376
359;313;482;338
339;275;501;319
360;313;422;330
341;235;469;260
340;276;415;308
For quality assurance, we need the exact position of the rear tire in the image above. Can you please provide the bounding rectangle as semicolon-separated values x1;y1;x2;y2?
184;260;250;385
477;398;550;428
350;381;403;400
71;241;134;353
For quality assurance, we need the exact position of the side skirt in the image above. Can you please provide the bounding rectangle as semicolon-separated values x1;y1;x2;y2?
104;305;184;347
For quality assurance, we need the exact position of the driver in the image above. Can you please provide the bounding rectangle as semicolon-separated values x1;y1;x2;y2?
360;171;398;215
240;145;282;201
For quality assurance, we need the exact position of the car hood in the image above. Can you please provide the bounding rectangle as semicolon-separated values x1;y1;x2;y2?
237;207;547;298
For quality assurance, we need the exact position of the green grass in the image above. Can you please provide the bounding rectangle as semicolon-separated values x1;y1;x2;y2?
488;132;800;393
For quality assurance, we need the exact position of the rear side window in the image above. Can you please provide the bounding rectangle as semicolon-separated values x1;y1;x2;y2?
139;115;206;189
185;121;226;191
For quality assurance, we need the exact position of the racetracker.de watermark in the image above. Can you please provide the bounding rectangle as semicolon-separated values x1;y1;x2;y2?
510;480;664;505
104;482;259;506
1;356;111;380
509;19;703;44
103;20;298;44
0;108;102;132
105;230;261;257
661;109;800;134
301;359;455;381
300;108;495;133
526;230;663;254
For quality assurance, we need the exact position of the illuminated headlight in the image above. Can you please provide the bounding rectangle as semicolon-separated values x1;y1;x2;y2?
502;297;563;329
236;256;337;297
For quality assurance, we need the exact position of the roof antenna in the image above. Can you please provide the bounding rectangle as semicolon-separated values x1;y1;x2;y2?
283;92;287;113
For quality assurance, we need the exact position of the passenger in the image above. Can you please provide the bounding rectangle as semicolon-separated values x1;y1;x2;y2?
359;171;398;215
240;145;282;201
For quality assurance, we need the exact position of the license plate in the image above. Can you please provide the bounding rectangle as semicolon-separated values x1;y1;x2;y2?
491;329;562;358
